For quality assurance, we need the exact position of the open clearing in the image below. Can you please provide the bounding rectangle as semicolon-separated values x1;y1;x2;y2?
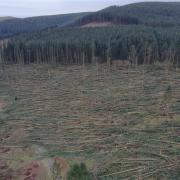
0;63;180;179
81;22;114;28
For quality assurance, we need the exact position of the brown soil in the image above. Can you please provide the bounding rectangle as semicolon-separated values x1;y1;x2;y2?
16;161;51;180
81;22;114;28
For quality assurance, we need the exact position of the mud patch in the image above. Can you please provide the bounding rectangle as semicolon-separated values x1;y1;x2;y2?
0;144;54;180
16;161;51;180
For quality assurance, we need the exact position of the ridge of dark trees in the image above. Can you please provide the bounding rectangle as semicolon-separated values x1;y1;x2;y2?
1;2;180;66
71;2;180;27
0;12;89;38
0;26;179;66
1;2;180;39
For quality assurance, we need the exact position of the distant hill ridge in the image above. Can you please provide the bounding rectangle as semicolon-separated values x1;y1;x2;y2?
0;16;16;22
0;12;89;38
72;2;180;27
1;2;180;38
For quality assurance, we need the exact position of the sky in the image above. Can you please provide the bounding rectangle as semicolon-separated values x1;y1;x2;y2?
0;0;179;17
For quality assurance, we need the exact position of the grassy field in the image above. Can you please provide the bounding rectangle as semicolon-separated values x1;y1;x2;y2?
0;63;179;179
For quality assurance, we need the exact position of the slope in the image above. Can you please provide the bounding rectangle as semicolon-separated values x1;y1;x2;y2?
0;16;16;22
72;2;180;27
0;12;90;38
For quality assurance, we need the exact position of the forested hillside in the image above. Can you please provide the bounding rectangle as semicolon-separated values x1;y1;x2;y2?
1;2;180;39
1;2;180;65
72;2;180;27
0;12;89;38
0;16;16;22
1;25;180;65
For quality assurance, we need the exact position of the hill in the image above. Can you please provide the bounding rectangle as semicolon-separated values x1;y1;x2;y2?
0;12;89;38
1;2;180;66
1;2;180;38
0;16;16;22
72;2;180;27
0;2;180;179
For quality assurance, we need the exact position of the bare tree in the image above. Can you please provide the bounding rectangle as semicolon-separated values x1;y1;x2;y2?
129;45;138;67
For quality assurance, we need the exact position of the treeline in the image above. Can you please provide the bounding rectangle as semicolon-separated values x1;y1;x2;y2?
0;26;180;65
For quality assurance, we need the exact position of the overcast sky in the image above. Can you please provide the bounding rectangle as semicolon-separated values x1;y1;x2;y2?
0;0;179;17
